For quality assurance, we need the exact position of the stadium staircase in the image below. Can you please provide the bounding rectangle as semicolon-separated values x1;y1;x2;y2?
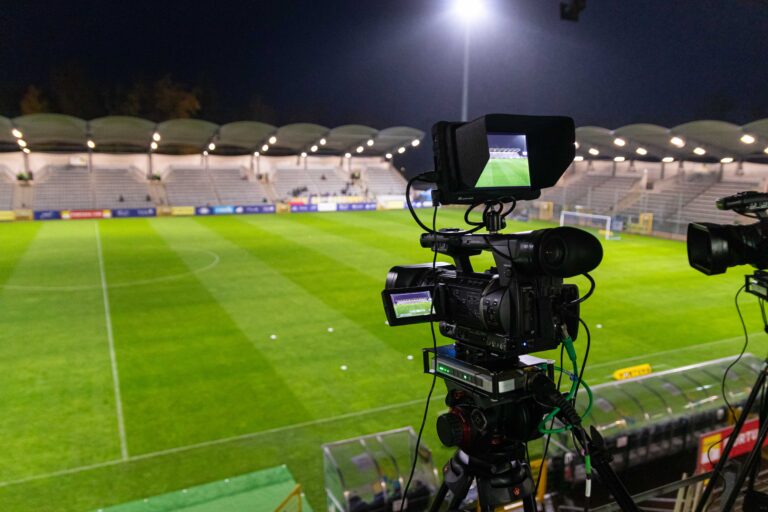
210;167;271;204
362;165;407;196
33;166;94;210
94;167;153;209
164;166;219;206
0;166;14;210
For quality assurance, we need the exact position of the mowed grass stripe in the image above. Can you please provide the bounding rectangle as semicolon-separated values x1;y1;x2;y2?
0;222;41;284
154;217;425;416
98;219;311;454
0;222;122;480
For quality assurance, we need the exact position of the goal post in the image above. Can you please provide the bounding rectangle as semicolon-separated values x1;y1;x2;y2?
559;211;616;240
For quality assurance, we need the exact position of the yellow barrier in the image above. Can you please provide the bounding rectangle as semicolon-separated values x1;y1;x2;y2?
171;206;195;216
14;209;32;221
273;483;302;512
612;363;652;380
0;210;15;222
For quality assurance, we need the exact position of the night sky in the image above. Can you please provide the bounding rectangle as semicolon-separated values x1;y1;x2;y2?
1;0;767;173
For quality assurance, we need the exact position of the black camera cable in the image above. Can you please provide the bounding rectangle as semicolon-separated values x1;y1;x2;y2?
721;284;749;420
398;205;440;512
405;173;484;235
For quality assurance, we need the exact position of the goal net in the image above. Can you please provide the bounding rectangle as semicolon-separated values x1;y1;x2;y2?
560;211;617;240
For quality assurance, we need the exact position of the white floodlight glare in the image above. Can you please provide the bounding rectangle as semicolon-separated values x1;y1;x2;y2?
385;153;393;159
764;146;768;155
397;146;406;154
366;139;374;147
453;0;487;23
693;147;706;156
310;145;318;152
356;146;364;153
614;156;626;162
152;132;161;142
588;148;599;156
740;134;756;144
670;136;685;147
613;138;626;147
262;144;269;152
344;152;352;159
268;135;277;144
300;152;307;158
319;138;327;145
87;139;96;149
574;155;584;162
17;139;27;148
411;139;420;147
635;147;648;156
574;141;580;149
662;157;675;163
150;141;158;150
208;142;216;151
22;148;30;154
253;151;260;157
11;128;23;138
720;157;734;164
203;150;208;156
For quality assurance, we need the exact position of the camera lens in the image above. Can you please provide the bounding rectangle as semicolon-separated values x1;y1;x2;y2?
542;237;566;267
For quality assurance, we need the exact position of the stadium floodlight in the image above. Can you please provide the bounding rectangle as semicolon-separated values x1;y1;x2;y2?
152;132;161;142
588;147;599;156
574;141;580;149
453;0;487;22
207;142;216;151
17;139;27;148
397;146;406;154
740;134;756;144
11;128;22;139
693;147;706;156
22;148;30;154
344;152;352;158
662;156;675;163
253;151;260;157
356;146;364;153
366;139;375;147
268;135;277;144
203;150;208;156
764;146;768;155
613;137;626;147
412;139;420;147
670;136;685;147
310;145;318;152
614;156;625;162
385;153;393;160
574;155;584;162
452;0;487;121
720;157;734;164
262;144;269;152
87;139;96;149
319;138;327;145
635;147;648;156
301;152;307;158
150;141;158;151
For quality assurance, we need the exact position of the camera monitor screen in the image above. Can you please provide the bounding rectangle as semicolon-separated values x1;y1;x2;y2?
381;287;436;326
475;133;531;188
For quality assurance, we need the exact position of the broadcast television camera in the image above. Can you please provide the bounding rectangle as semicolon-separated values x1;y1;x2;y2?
379;115;625;512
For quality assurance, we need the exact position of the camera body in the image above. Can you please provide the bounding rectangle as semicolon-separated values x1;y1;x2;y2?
382;227;602;360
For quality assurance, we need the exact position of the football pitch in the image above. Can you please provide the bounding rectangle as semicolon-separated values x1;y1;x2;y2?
0;210;764;511
476;158;531;187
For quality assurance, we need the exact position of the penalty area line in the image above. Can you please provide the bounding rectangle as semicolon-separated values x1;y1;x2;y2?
95;222;129;461
0;395;441;489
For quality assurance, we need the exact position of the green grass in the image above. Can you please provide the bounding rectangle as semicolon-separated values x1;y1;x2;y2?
0;210;764;511
476;158;531;187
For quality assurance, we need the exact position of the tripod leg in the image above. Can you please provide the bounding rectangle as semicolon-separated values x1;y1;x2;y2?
428;481;450;512
720;414;768;511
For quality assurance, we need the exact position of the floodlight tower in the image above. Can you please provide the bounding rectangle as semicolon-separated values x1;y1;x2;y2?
453;0;486;121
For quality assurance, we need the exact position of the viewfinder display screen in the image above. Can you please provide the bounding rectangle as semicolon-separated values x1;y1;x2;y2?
390;290;433;319
475;133;531;188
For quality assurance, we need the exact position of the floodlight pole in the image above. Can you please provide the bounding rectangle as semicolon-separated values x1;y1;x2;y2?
461;24;471;122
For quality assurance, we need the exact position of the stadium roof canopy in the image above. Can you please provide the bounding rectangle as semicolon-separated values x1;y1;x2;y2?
576;120;768;163
0;114;425;157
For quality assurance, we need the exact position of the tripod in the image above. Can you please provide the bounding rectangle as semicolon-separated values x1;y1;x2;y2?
429;446;537;512
695;356;768;512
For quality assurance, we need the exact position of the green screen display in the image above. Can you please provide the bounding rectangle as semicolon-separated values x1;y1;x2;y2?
475;133;531;188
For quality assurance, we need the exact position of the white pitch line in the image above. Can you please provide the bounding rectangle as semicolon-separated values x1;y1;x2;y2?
95;223;129;461
0;395;440;489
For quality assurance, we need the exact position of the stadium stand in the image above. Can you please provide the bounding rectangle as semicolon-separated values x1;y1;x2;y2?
33;166;94;210
362;166;407;195
681;180;759;224
164;166;219;206
272;167;312;200
0;167;14;210
93;167;153;209
210;167;270;204
620;173;717;222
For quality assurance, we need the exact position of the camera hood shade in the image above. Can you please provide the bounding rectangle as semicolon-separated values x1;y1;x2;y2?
687;223;729;275
537;227;604;277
